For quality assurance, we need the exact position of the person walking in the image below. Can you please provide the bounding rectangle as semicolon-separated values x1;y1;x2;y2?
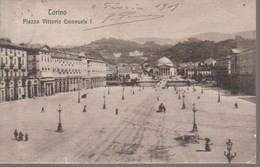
235;103;238;109
25;133;28;141
205;138;212;152
14;129;18;140
41;107;45;113
83;105;87;112
18;131;24;141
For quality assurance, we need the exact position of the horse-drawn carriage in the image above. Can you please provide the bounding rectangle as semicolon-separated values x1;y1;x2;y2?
81;92;89;98
157;103;166;113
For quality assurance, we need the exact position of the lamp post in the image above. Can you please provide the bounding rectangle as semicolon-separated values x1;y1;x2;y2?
191;103;198;132
122;87;124;100
78;91;80;103
224;139;236;164
218;86;221;103
103;93;106;109
182;92;185;109
57;104;63;132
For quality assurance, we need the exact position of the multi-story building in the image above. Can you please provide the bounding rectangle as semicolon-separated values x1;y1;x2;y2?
129;63;143;79
88;58;106;88
26;45;106;96
0;40;28;102
183;65;216;81
231;49;256;95
216;55;232;87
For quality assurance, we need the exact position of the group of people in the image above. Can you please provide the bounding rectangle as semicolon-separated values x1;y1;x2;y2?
14;129;28;141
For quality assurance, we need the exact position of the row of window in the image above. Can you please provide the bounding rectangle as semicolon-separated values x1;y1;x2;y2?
0;48;25;57
0;57;25;65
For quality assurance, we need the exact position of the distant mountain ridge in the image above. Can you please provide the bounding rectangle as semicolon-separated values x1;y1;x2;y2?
190;30;256;42
55;30;256;65
132;30;256;45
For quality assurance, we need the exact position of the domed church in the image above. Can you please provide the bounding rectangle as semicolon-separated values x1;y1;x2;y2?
157;57;177;79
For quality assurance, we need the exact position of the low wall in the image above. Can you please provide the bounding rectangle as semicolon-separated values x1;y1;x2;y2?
167;80;195;86
137;80;159;87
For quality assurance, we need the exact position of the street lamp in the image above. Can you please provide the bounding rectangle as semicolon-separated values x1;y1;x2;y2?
103;93;106;109
224;139;236;164
56;104;63;132
218;86;221;102
78;91;80;103
191;103;198;132
182;92;185;109
122;87;124;100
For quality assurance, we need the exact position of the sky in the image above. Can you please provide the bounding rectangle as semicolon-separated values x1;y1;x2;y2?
0;0;256;46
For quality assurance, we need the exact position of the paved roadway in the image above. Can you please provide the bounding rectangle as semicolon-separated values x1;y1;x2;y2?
0;86;256;163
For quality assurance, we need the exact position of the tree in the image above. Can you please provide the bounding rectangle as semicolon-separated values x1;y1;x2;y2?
126;74;130;81
192;70;197;80
197;73;203;82
0;38;11;43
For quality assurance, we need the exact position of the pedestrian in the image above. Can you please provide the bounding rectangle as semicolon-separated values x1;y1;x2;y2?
205;138;211;152
157;96;159;101
83;105;87;112
115;108;118;115
235;103;238;109
41;107;45;113
14;129;18;140
25;133;28;141
197;96;200;99
18;131;24;141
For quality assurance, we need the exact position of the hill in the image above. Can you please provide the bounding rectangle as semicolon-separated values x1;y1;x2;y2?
131;30;256;45
57;34;256;65
190;30;256;42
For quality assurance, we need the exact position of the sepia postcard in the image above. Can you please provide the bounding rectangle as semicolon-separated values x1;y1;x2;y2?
0;0;256;164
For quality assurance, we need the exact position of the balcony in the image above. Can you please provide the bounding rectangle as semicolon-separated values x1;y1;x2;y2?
0;63;5;70
10;63;14;69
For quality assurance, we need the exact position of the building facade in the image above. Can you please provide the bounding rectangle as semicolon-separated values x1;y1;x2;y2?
216;55;232;87
26;45;106;97
231;49;256;95
88;58;106;88
0;41;28;102
157;57;177;79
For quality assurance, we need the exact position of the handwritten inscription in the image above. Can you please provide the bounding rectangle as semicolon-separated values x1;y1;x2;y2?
82;1;180;31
